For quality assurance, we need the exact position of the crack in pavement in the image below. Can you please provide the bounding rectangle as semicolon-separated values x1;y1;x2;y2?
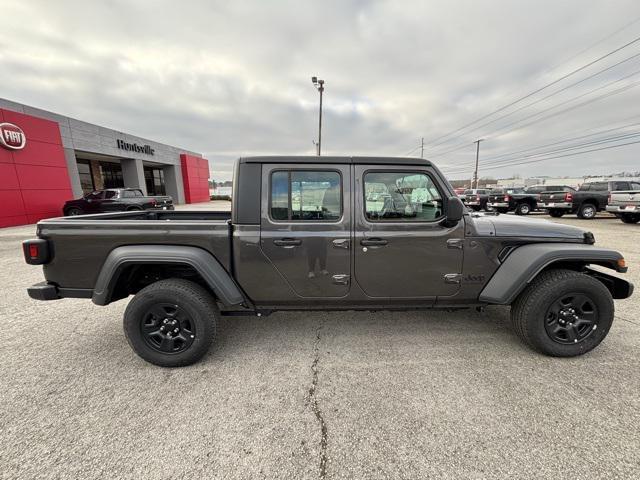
308;322;328;479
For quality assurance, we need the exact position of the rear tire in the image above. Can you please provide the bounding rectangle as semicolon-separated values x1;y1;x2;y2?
548;209;565;218
620;214;640;224
577;203;597;219
515;203;532;215
123;279;218;367
511;269;613;357
496;207;509;214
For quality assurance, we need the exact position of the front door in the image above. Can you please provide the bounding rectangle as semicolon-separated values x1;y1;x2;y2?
354;165;464;299
260;164;351;298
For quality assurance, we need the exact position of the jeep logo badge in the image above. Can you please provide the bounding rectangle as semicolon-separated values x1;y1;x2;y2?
0;123;26;150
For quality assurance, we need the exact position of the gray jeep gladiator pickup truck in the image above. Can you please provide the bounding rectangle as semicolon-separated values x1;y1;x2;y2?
23;156;634;367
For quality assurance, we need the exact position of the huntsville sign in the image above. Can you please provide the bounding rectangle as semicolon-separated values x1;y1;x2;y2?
117;139;155;156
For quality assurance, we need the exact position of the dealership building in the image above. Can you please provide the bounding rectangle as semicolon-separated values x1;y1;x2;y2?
0;97;210;228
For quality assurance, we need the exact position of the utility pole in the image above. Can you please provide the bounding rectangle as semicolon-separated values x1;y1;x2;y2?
420;137;424;158
472;139;483;189
311;76;325;156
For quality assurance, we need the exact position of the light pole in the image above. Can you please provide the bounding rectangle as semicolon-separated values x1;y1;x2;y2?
472;139;483;189
311;76;324;156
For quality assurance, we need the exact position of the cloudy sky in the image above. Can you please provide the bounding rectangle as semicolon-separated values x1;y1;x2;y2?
1;0;640;181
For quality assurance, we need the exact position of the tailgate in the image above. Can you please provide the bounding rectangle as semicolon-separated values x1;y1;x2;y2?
610;191;640;206
540;192;567;202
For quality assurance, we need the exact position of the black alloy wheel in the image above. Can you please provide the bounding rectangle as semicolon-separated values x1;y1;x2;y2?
140;303;196;354
510;269;614;357
123;278;218;367
544;293;598;345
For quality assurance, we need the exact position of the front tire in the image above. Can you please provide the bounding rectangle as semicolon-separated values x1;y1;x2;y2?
123;279;218;367
577;203;597;219
511;269;613;357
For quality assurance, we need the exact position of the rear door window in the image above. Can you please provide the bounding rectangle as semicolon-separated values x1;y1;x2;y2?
270;170;342;221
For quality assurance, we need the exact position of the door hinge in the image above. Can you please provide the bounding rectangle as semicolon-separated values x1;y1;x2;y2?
444;273;462;284
332;274;350;285
447;239;464;249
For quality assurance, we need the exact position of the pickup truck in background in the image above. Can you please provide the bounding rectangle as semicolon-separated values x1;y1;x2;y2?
63;188;174;216
461;188;490;211
23;156;633;367
606;184;640;223
537;186;578;217
540;181;636;219
487;187;539;215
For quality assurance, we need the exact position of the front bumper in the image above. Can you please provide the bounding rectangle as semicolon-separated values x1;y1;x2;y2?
607;205;640;213
539;202;572;210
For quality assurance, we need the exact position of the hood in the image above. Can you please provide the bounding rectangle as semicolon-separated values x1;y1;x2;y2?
470;213;586;240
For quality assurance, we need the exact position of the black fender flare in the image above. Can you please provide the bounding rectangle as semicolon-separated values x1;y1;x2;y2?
479;243;630;304
91;245;245;306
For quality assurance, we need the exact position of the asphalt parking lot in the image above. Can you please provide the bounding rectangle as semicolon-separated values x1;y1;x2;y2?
1;210;639;479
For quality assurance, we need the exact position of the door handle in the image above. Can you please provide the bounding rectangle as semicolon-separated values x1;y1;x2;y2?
273;238;302;247
332;238;350;249
360;238;388;246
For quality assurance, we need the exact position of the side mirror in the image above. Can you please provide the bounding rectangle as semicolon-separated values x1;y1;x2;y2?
444;196;464;226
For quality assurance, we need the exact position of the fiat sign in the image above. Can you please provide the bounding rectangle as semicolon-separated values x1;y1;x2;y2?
0;123;26;150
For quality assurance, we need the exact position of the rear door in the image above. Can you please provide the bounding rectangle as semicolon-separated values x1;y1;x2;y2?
353;165;464;299
259;163;351;298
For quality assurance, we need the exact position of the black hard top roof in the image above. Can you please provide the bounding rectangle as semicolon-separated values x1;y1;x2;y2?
239;155;432;166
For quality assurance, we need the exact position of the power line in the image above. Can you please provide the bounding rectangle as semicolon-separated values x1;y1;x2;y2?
423;33;640;148
441;131;640;174
439;119;640;169
430;68;640;158
542;14;640;76
428;51;640;151
404;144;422;156
442;138;640;176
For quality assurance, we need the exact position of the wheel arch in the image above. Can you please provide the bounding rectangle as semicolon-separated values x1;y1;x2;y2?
479;243;631;304
579;198;599;208
92;245;246;306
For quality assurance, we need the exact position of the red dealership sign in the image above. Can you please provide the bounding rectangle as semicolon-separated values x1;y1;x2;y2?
0;122;26;150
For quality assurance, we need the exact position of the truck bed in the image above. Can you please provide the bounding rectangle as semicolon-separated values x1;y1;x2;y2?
37;210;232;289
